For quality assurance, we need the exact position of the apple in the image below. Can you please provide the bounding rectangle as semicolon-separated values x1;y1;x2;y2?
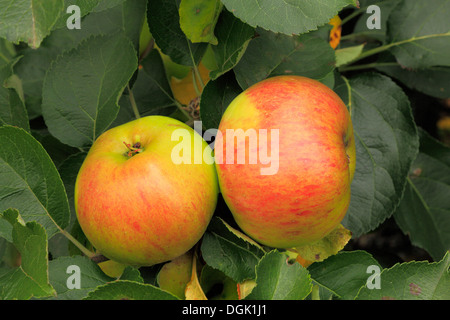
74;116;218;266
214;75;355;249
98;259;127;278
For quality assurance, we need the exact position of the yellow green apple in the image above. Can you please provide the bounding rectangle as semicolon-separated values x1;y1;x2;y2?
98;259;127;278
157;250;193;299
214;75;355;248
74;116;218;266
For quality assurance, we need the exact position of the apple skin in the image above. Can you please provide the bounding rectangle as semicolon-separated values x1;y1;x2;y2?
74;116;218;266
214;75;356;248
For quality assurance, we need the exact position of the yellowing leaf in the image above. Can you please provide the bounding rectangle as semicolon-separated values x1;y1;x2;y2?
179;0;222;45
329;15;342;49
335;44;365;67
437;116;450;131
295;254;314;268
237;279;256;300
219;217;265;252
171;63;210;106
184;251;207;300
292;224;352;263
285;249;313;268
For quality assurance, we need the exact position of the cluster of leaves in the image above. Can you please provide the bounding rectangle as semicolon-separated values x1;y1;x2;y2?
0;0;449;300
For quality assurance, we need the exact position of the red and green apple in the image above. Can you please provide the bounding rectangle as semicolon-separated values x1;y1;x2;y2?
214;75;356;248
74;116;218;266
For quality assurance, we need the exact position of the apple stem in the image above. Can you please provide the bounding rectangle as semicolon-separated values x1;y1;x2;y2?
91;254;109;264
193;65;205;89
191;68;202;98
59;228;96;259
123;141;143;158
60;228;110;264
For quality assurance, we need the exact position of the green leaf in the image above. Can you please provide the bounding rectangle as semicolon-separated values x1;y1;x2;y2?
13;44;62;120
0;38;16;67
376;65;450;99
53;0;102;29
91;0;127;12
308;250;381;300
220;0;356;35
334;73;419;237
200;217;265;283
48;152;86;259
394;128;450;261
0;0;64;48
356;251;450;300
234;29;336;90
58;152;86;202
335;44;365;67
0;238;19;270
113;49;176;126
84;280;179;300
200;265;239;300
179;0;222;45
65;0;146;53
41;33;138;148
352;0;401;43
209;9;255;80
14;0;146;120
48;255;114;300
0;126;70;238
0;58;29;131
245;250;312;300
31;131;80;168
119;266;144;283
104;0;147;53
0;214;13;244
0;209;56;300
147;0;208;66
386;0;450;68
199;71;242;130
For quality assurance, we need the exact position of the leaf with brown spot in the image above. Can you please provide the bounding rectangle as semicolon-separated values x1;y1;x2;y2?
356;252;450;300
292;224;352;263
179;0;222;45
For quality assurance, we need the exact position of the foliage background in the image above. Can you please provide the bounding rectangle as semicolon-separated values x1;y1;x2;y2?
0;0;449;300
